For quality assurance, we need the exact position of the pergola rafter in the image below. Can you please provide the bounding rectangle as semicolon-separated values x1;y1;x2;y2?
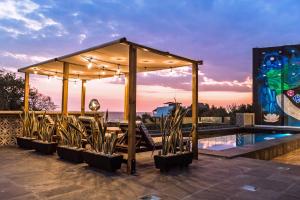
18;37;202;174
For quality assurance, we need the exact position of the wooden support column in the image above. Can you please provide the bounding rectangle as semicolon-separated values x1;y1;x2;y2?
24;72;30;112
192;62;199;159
127;45;137;174
81;80;86;116
124;74;129;121
61;62;69;116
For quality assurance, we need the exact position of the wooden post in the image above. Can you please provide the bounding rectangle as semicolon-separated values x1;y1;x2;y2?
127;45;137;174
81;80;86;116
24;72;30;112
192;62;199;159
124;74;129;121
61;62;69;116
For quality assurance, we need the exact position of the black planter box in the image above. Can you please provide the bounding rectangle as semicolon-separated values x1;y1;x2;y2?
82;151;123;172
154;152;193;172
16;137;35;149
32;140;58;155
57;146;84;163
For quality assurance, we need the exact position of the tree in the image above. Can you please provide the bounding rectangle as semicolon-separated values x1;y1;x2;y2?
226;104;253;124
29;88;57;111
0;72;57;111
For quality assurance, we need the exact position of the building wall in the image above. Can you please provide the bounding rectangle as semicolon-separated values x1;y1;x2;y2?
253;45;300;126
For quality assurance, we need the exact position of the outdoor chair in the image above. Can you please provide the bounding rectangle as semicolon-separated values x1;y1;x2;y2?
116;121;162;152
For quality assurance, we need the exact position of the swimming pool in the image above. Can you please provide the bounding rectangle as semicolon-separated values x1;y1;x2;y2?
198;132;293;151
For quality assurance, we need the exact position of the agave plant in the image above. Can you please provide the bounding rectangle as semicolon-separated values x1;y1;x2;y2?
160;104;191;156
86;111;118;155
57;115;86;148
36;112;55;142
19;110;37;138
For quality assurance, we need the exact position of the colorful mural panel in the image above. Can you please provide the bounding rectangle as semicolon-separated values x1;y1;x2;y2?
253;45;300;126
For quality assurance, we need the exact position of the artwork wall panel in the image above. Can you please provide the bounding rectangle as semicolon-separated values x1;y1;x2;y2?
253;45;300;126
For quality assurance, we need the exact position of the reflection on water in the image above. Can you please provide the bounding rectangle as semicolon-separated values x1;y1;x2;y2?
198;133;292;151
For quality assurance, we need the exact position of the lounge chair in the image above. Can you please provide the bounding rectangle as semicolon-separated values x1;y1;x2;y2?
78;116;100;136
116;121;162;152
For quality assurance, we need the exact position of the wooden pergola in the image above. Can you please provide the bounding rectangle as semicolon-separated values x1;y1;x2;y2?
18;38;202;174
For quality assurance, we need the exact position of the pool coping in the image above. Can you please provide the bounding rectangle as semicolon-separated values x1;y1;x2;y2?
198;133;300;159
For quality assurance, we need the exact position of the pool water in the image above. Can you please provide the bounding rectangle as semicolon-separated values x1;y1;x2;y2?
198;132;293;151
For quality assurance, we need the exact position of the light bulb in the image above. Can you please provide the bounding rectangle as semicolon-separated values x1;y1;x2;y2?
117;65;121;74
34;71;37;74
101;70;106;75
87;62;93;69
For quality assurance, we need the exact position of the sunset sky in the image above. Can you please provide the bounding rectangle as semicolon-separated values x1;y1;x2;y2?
0;0;299;112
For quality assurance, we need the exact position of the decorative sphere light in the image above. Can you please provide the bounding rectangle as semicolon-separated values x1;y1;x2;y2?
89;99;100;111
270;57;275;61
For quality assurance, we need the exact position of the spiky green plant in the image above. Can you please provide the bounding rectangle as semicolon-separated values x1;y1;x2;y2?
19;110;37;138
57;115;86;148
36;112;55;142
86;111;118;155
160;105;190;156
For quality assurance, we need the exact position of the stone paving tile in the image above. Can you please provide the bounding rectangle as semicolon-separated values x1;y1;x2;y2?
284;184;300;198
0;184;31;200
229;188;281;200
1;147;300;200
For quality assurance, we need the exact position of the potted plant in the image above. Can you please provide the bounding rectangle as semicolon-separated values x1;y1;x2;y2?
56;116;86;163
17;110;37;149
82;111;123;172
154;105;193;172
32;112;57;154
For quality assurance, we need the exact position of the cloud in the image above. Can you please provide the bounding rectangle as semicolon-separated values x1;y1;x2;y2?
0;51;50;63
78;34;87;44
201;76;252;88
0;0;67;37
109;66;252;92
0;26;25;38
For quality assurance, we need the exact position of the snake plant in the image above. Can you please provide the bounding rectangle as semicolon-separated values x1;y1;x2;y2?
36;112;55;142
160;104;191;156
19;110;37;138
57;115;86;148
87;111;118;155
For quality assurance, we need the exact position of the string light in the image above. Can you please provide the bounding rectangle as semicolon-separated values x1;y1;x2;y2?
143;67;148;77
101;67;106;75
117;64;121;74
87;58;93;69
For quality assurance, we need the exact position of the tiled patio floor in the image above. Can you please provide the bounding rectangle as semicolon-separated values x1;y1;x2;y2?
1;147;300;200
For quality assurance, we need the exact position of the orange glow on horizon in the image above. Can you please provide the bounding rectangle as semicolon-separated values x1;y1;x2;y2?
30;77;252;112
